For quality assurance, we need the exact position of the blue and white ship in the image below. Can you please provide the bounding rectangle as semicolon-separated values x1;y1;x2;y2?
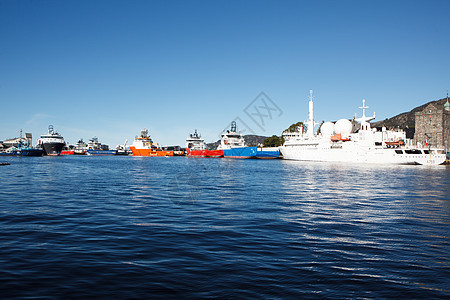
85;137;117;155
218;121;280;159
0;131;43;156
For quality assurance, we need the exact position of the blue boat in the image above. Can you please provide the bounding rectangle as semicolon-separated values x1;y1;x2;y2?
17;147;44;156
222;147;280;159
85;149;117;155
219;122;280;159
85;137;116;155
0;131;43;157
254;147;280;159
222;147;255;159
0;144;44;157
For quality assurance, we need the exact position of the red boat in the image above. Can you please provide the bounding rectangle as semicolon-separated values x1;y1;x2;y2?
186;130;223;158
186;148;223;158
60;150;75;155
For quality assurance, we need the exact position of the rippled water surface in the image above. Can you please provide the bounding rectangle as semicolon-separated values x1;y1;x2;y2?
1;156;449;298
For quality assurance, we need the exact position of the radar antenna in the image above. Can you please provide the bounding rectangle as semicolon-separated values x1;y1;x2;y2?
231;121;237;132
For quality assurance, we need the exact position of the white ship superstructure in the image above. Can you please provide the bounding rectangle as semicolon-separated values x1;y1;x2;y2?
280;91;446;165
186;130;206;150
218;121;246;150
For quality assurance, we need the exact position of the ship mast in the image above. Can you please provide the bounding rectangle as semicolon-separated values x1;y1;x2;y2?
307;90;315;137
356;99;376;131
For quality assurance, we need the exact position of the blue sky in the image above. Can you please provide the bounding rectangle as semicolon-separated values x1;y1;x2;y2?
1;0;449;147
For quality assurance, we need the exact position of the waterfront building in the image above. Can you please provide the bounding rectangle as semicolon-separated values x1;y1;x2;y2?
414;93;450;151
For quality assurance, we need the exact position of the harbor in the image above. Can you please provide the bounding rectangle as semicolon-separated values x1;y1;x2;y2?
1;1;449;298
1;93;449;165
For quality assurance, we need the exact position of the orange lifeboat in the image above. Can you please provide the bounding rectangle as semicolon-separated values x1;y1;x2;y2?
331;134;350;142
385;140;404;148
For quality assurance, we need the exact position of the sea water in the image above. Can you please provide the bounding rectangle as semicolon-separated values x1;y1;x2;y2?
0;156;449;298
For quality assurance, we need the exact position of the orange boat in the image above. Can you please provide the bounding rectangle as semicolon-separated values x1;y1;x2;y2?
331;133;350;142
385;140;405;147
129;129;174;157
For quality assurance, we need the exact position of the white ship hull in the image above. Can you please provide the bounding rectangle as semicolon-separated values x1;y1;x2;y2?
280;143;446;165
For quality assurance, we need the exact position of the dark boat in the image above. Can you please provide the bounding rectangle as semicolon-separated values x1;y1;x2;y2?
0;137;43;156
17;147;44;156
36;125;65;156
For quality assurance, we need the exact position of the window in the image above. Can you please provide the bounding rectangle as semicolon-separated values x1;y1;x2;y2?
405;149;422;154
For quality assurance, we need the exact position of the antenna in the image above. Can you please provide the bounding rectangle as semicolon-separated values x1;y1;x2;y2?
359;99;368;118
307;90;316;137
231;121;237;132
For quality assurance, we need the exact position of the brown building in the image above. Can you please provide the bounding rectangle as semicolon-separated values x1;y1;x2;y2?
414;95;450;150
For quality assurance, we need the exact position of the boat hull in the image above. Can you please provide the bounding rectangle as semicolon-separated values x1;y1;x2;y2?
19;148;44;156
0;152;13;156
74;149;86;155
187;149;223;157
116;150;132;156
280;145;446;165
0;149;44;156
86;150;117;155
129;146;174;157
42;142;65;156
223;147;280;159
254;147;281;159
61;150;75;155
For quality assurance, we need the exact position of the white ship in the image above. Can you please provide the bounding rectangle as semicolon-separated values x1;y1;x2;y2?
280;91;446;165
217;121;246;150
186;130;207;151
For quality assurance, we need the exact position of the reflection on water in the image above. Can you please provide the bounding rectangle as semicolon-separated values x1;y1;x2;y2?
0;156;448;298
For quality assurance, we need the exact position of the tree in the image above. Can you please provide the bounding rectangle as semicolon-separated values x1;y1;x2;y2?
284;121;306;133
263;135;284;147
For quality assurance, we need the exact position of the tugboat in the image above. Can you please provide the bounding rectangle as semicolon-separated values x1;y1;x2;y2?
218;121;280;159
36;125;65;156
60;143;76;155
280;90;446;165
16;140;44;156
164;146;186;156
74;139;87;155
186;129;223;157
0;130;43;156
116;139;132;155
129;129;173;156
0;140;43;156
85;137;117;155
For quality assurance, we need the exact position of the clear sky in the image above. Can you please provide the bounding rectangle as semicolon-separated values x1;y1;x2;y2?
1;0;449;147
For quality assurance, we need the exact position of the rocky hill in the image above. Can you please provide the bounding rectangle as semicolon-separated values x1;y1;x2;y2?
372;97;448;129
